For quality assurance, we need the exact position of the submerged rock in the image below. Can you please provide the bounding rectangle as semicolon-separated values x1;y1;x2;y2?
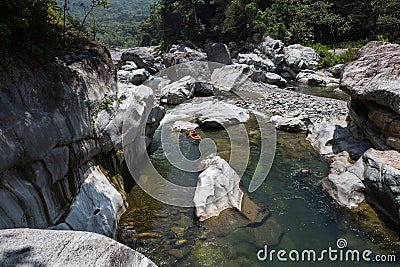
194;156;244;221
0;229;157;267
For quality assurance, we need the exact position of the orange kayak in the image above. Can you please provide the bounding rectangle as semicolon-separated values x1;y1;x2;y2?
188;130;201;141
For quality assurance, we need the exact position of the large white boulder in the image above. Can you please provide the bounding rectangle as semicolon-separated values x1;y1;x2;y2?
194;156;244;221
61;164;126;237
284;44;320;72
238;53;276;72
211;64;253;91
0;229;157;267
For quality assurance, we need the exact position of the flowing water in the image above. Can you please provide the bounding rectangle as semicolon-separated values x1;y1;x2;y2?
117;89;399;267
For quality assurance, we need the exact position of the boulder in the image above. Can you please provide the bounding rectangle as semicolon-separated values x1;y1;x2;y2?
160;76;196;105
211;64;253;91
0;229;157;267
327;64;345;78
306;119;371;159
251;71;287;86
121;61;137;71
322;168;365;209
172;121;199;132
340;41;400;151
59;165;125;237
195;102;249;130
130;69;150;85
296;70;339;87
205;43;233;65
163;43;207;67
258;36;284;59
283;44;320;72
194;156;244;221
269;115;311;133
121;47;157;75
191;81;214;97
162;101;249;130
237;53;276;72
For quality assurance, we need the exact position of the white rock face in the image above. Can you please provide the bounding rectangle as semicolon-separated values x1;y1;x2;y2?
284;44;320;72
296;70;339;87
61;165;125;237
269;115;311;133
160;76;196;105
172;121;199;132
194;156;244;221
211;64;253;91
0;229;157;267
163;101;249;130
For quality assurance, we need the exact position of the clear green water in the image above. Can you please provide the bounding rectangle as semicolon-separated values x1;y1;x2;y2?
118;114;400;266
286;81;349;101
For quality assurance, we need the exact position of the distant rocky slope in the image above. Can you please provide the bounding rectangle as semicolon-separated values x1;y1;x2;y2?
0;40;164;237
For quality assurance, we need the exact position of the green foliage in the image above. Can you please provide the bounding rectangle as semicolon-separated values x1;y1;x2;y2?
142;0;400;47
0;0;63;56
310;43;361;68
58;0;156;47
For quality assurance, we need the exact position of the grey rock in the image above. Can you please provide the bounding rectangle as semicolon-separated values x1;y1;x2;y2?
211;64;253;91
340;41;400;151
0;228;157;267
194;156;244;221
163;44;207;67
205;43;232;65
238;53;276;72
327;64;345;78
191;81;214;97
269;115;311;133
121;47;157;74
258;36;284;59
172;121;199;132
322;170;365;209
296;70;339;87
160;76;196;105
251;71;286;86
129;69;150;85
63;165;126;238
283;44;320;72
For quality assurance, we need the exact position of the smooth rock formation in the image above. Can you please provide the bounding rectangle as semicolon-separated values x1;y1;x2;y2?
340;41;400;151
283;44;320;72
322;165;366;209
160;76;195;105
57;165;125;237
211;64;253;91
205;43;232;65
194;156;244;221
296;70;339;87
238;53;276;72
0;41;163;234
0;229;157;267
